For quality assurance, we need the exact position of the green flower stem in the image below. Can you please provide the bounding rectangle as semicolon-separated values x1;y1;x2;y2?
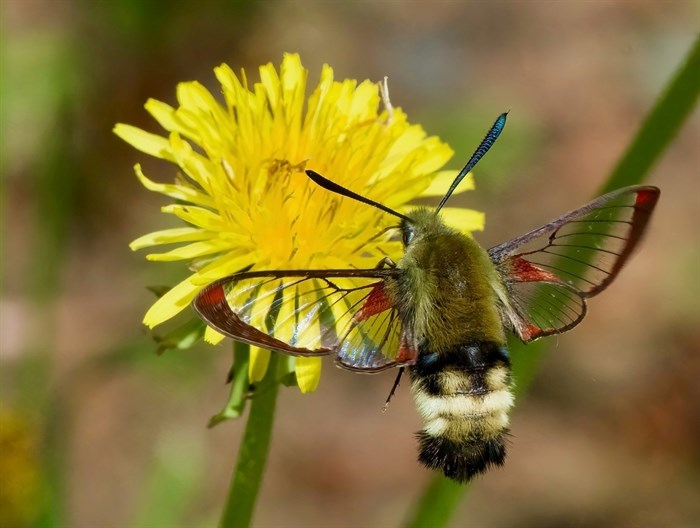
403;34;699;528
220;347;280;528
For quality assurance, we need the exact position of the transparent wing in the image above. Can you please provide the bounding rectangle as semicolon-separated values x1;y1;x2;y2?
489;186;659;342
193;269;408;372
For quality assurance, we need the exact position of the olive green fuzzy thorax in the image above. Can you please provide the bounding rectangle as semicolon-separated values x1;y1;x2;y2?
396;208;506;352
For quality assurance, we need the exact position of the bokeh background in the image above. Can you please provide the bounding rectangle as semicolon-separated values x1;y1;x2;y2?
2;1;698;527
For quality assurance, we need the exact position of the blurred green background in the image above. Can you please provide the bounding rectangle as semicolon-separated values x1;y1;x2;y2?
2;2;698;527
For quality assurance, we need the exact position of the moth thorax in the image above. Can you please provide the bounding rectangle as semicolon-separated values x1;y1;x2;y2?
409;341;514;483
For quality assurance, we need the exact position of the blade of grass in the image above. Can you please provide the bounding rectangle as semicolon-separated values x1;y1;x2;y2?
599;34;700;194
403;33;700;528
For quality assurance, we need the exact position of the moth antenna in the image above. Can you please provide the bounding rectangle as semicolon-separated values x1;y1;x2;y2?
436;112;508;212
306;170;412;223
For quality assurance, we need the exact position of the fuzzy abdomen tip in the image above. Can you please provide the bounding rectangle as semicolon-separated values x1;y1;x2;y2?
416;431;508;483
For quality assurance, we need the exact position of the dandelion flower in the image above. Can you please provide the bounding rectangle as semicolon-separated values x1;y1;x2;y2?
115;53;483;392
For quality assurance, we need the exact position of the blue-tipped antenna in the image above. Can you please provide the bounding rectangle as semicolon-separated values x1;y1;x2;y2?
435;112;508;212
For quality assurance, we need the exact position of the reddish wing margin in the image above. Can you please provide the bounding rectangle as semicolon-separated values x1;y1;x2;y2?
489;186;659;342
193;268;413;372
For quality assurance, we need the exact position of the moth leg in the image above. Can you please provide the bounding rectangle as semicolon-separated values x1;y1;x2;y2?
376;257;397;269
382;366;405;413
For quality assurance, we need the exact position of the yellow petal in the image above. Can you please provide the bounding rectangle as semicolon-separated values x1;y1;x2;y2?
134;164;215;207
113;124;174;161
273;283;296;344
281;52;303;86
295;356;322;393
191;252;261;284
143;276;201;328
169;136;217;192
383;178;431;209
349;80;379;120
176;81;217;113
213;63;237;109
386;125;427;160
161;204;224;230
412;138;453;174
146;239;231;262
130;227;212;251
249;346;271;383
204;326;226;344
421;170;474;197
144;98;179;133
259;62;281;111
439;207;486;233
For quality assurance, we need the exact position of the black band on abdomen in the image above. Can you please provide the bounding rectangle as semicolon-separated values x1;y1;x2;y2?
409;340;513;483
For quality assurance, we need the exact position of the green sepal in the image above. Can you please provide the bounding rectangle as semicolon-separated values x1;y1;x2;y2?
208;341;250;427
152;316;206;355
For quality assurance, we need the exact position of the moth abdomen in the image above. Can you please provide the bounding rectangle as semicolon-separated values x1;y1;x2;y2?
409;342;514;483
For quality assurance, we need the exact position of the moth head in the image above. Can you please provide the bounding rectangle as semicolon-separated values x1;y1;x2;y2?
400;208;445;248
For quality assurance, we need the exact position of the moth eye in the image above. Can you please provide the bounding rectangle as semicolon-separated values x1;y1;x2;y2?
402;225;415;246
